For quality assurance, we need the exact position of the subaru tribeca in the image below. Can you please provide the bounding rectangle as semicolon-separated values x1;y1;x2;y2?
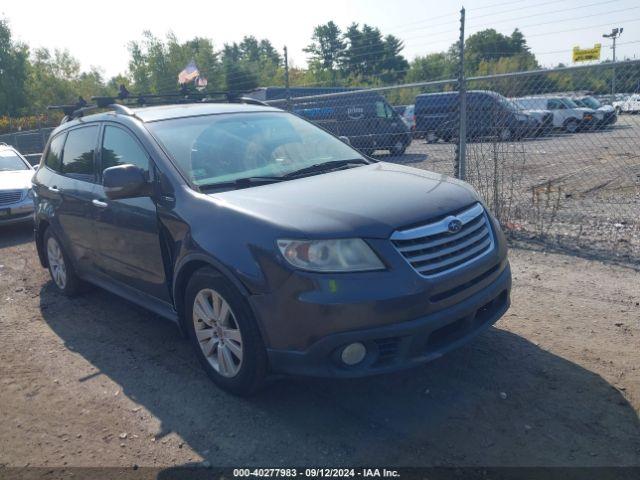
32;102;511;395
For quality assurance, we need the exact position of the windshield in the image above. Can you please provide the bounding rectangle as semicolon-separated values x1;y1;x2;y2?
496;95;520;112
148;112;365;186
580;97;601;109
561;98;579;108
0;150;30;171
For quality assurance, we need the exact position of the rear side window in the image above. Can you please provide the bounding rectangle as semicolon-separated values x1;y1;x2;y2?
101;126;149;173
45;134;66;172
62;126;99;180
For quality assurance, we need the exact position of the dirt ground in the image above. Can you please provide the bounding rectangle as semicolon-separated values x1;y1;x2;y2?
0;222;638;469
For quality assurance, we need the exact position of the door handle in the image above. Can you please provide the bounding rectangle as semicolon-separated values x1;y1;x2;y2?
92;199;108;208
48;186;59;192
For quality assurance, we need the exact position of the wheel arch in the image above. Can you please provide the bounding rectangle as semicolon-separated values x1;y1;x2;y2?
173;254;253;328
35;219;51;268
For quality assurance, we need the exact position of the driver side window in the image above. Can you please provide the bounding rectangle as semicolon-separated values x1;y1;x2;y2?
547;99;564;110
101;126;149;174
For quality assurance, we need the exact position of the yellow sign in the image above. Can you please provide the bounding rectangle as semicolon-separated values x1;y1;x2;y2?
572;44;602;62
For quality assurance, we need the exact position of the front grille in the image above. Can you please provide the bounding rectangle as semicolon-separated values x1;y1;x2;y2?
0;190;23;206
391;203;494;277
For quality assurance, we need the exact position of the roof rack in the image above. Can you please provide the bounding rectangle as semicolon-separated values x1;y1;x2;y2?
238;97;270;107
48;86;272;125
48;96;100;123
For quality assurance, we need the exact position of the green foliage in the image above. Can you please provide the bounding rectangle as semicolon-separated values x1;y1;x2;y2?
0;18;29;115
1;13;637;120
302;21;409;86
221;36;283;91
128;32;224;93
25;47;112;113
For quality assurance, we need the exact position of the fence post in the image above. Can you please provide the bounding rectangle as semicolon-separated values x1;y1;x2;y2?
284;45;291;111
456;7;467;181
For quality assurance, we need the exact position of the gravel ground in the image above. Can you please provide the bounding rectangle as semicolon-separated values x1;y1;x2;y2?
0;222;638;469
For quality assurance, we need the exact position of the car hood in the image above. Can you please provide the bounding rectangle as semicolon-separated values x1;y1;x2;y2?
0;170;33;190
210;162;480;239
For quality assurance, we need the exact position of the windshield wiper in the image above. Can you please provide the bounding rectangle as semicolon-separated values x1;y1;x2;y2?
282;159;370;179
198;176;284;191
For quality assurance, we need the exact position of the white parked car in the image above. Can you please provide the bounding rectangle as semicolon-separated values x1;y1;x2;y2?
612;94;640;114
0;143;36;225
514;97;595;133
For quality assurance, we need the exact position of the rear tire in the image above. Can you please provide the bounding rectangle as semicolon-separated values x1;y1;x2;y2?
389;139;407;156
185;267;267;396
44;229;83;297
564;118;579;133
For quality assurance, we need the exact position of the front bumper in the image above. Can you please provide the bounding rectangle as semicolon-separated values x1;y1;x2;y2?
0;194;34;226
266;261;511;378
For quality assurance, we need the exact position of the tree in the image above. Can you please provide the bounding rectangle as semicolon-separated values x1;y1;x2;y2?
128;32;224;94
458;28;538;75
304;21;345;82
342;23;408;84
406;52;456;83
0;18;29;115
222;36;282;91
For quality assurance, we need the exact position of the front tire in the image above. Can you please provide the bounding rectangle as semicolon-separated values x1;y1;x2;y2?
44;229;82;296
185;267;267;395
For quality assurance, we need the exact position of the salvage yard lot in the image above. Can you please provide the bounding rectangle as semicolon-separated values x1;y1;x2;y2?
0;223;638;468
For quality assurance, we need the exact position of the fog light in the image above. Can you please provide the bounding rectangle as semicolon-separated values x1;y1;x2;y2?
341;342;366;366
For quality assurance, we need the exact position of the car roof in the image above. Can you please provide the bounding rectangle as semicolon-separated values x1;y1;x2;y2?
131;102;281;122
56;102;282;130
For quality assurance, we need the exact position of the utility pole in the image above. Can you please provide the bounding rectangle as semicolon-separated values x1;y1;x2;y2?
284;46;291;111
456;7;467;181
603;27;623;95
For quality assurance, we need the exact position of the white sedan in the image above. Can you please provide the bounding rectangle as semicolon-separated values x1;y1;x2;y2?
613;94;640;114
0;143;36;226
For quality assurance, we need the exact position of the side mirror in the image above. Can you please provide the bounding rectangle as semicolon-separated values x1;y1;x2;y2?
103;164;148;200
339;136;351;145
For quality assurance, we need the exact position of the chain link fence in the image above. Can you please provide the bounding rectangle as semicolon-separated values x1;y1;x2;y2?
259;60;640;263
2;61;638;263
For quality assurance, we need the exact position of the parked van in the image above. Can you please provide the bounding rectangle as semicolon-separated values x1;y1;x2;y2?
415;91;538;142
514;97;594;133
247;87;412;156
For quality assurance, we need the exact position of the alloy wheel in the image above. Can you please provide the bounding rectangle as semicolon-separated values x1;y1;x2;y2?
192;288;243;378
47;237;67;290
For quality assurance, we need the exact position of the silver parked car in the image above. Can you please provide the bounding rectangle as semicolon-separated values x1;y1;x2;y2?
0;143;36;225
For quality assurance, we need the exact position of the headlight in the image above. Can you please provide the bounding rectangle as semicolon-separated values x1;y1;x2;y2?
277;239;384;272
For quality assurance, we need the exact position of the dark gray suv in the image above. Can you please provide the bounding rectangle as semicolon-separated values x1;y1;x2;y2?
32;101;511;395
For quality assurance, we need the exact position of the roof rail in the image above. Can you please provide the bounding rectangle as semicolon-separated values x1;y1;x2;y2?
238;97;270;107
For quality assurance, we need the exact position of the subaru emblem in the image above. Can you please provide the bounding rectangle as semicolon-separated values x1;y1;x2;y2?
448;219;463;233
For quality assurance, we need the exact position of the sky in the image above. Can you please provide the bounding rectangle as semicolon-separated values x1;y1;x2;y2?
2;0;639;79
